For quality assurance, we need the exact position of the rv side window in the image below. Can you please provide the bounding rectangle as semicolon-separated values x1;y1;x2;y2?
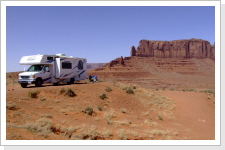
62;62;72;69
47;57;54;60
78;60;83;70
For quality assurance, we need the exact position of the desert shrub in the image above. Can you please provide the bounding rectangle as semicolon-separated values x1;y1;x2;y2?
201;90;215;96
120;108;127;113
83;107;94;115
158;115;163;121
65;88;76;97
123;86;134;94
97;106;102;111
61;88;76;97
132;86;136;89
60;88;66;94
100;93;107;100
182;89;196;92
105;87;112;92
28;91;39;98
125;87;134;94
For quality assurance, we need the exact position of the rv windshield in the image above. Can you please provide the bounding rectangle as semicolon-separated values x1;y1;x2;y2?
27;65;44;72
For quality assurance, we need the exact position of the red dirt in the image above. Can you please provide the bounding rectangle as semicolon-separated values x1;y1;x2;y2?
5;57;215;140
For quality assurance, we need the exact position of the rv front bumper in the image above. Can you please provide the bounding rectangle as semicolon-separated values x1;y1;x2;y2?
18;79;36;84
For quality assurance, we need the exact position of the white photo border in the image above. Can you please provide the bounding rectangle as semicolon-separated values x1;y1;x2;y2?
1;0;220;146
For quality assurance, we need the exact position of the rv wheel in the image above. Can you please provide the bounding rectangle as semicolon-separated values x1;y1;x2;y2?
67;78;74;85
53;83;59;86
21;83;28;88
35;78;43;87
70;78;75;84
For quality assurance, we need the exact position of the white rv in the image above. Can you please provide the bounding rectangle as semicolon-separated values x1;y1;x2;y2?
18;54;87;88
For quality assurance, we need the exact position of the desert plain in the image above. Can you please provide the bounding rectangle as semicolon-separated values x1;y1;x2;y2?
5;55;215;140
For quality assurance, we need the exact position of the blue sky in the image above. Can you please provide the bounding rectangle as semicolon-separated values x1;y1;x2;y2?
6;6;215;72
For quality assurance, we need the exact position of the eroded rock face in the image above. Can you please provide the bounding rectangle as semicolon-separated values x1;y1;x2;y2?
131;39;215;59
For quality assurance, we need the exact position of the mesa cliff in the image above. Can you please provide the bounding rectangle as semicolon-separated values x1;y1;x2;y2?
130;39;215;59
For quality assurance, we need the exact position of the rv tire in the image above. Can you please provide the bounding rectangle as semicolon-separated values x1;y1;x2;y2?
53;83;59;86
35;78;43;87
21;83;28;88
67;78;74;85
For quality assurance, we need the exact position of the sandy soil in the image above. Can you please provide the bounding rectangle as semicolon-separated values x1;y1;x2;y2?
5;57;215;140
6;81;215;140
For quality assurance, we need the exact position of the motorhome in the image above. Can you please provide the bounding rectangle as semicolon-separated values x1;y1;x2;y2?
18;53;87;88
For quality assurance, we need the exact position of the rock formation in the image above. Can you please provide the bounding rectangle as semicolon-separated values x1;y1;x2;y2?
106;56;125;69
131;39;215;59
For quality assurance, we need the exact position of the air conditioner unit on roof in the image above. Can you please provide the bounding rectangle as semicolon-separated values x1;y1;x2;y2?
56;53;66;56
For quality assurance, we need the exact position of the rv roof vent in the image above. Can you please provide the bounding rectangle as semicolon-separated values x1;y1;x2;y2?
56;53;66;56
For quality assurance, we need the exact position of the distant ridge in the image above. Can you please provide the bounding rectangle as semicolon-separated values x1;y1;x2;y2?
131;39;215;59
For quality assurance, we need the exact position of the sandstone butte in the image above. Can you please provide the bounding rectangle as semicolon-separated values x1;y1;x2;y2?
130;38;215;59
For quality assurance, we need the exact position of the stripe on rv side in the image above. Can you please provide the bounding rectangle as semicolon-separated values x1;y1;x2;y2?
72;65;78;70
78;70;86;76
43;77;51;82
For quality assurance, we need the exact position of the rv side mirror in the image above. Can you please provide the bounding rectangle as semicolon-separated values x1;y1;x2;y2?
45;67;49;72
24;68;26;71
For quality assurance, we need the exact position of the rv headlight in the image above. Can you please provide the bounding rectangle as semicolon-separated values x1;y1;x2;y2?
31;75;35;78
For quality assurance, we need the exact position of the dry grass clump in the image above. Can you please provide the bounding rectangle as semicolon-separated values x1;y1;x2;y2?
149;129;171;137
60;88;76;97
55;126;79;139
25;118;53;135
64;88;76;97
99;93;107;100
123;87;134;94
117;129;128;140
39;95;46;101
82;107;94;115
41;114;53;119
113;120;131;126
60;88;66;94
12;111;24;118
28;90;40;98
6;74;19;85
116;129;141;140
144;119;159;127
182;89;197;92
70;125;112;140
135;89;176;120
104;109;116;124
51;124;113;140
157;115;163;121
97;106;102;111
105;87;112;92
200;89;215;96
6;102;20;111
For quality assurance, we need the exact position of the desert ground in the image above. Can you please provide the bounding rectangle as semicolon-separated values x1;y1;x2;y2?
5;57;215;140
